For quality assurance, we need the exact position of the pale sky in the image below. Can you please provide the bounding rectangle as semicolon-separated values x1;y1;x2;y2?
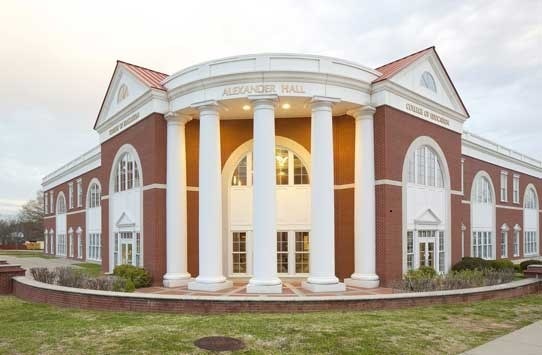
0;0;541;216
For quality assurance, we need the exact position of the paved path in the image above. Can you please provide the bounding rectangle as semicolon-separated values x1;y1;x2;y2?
0;254;80;276
463;320;542;355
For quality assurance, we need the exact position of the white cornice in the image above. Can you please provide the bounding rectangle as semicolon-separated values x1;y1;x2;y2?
42;145;101;191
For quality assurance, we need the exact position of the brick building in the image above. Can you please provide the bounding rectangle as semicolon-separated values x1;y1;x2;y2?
42;47;541;291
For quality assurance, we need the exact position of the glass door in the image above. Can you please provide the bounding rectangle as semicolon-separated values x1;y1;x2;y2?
419;241;435;268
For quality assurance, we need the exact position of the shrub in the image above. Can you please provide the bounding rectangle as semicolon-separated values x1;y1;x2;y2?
488;259;515;271
111;277;135;293
55;267;86;288
451;257;490;271
519;260;542;271
30;267;56;284
113;265;152;288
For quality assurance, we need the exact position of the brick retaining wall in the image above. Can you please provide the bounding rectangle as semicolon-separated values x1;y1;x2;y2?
12;277;541;314
0;265;26;294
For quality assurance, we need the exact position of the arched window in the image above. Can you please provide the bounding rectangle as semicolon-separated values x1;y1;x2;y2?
114;152;141;192
524;188;538;209
117;84;129;103
406;145;444;188
231;146;309;186
420;71;437;92
56;194;66;214
88;183;101;208
473;176;493;204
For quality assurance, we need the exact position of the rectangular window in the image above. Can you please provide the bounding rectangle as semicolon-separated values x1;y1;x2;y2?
44;192;48;214
77;232;83;259
416;147;426;185
136;232;141;267
407;150;415;183
293;155;309;185
87;233;102;261
50;191;54;213
472;231;493;259
525;231;538;256
56;234;67;256
438;231;445;273
427;149;436;186
513;175;520;204
231;156;248;186
114;233;119;267
127;161;134;190
295;232;309;273
69;232;74;257
407;231;414;270
232;232;247;273
275;148;289;185
514;230;520;257
501;231;508;258
77;179;82;207
500;172;508;202
68;183;74;209
277;232;289;273
44;231;48;253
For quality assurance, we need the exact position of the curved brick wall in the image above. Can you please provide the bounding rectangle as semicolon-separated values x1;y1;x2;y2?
12;277;541;314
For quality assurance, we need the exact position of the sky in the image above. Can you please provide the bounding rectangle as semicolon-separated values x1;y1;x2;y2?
0;0;541;216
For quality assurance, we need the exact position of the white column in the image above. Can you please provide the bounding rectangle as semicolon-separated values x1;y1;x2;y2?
188;101;232;291
302;96;345;292
163;112;192;287
345;106;380;288
247;95;282;294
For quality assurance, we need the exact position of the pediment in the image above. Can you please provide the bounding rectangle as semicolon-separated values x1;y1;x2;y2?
116;212;135;228
94;63;152;130
414;208;442;226
387;50;468;117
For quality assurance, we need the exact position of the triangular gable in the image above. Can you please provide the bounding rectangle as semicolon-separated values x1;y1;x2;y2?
414;208;442;226
93;61;169;130
116;212;135;228
374;47;469;118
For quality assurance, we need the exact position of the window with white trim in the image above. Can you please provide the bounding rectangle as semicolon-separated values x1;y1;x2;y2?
88;183;101;208
295;232;310;273
513;175;520;204
277;231;289;273
44;192;48;214
77;229;83;259
407;145;444;188
87;233;101;261
50;191;54;213
114;152;141;192
232;232;247;273
68;182;74;209
56;233;66;256
44;230;48;253
514;229;520;257
500;171;508;202
501;230;508;258
56;194;66;214
525;231;537;256
524;187;538;209
420;71;437;92
275;231;310;275
68;230;74;257
407;231;414;270
77;179;83;207
472;231;493;259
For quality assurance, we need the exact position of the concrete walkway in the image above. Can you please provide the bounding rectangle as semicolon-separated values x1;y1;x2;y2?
0;254;81;277
463;320;542;355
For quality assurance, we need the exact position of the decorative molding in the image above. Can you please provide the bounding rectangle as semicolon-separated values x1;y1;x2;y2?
462;200;471;205
375;179;403;187
334;183;355;190
451;190;463;196
142;183;167;191
187;186;199;192
496;204;524;211
66;210;85;216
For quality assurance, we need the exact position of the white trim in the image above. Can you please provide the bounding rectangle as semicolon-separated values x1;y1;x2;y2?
142;183;167;191
66;209;85;216
496;204;524;211
451;190;463;196
101;195;109;200
470;170;497;260
187;186;199;192
375;179;402;187
462;200;471;204
334;184;355;190
44;215;56;220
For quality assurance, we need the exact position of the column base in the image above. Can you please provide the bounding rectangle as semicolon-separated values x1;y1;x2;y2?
345;274;380;289
246;283;283;294
162;273;191;288
302;281;346;293
188;280;233;292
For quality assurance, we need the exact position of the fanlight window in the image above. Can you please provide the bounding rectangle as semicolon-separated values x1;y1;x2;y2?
114;152;141;192
420;71;437;92
231;147;309;186
524;188;538;209
407;145;444;188
56;195;66;214
88;183;101;208
473;176;493;204
117;84;129;103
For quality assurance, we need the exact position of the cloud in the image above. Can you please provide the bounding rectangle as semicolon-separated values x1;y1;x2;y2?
0;0;541;212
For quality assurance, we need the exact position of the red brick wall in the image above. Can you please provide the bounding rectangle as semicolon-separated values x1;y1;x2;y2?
0;266;26;294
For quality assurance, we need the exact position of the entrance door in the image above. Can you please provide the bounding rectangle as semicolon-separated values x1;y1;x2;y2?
121;241;133;265
418;241;435;268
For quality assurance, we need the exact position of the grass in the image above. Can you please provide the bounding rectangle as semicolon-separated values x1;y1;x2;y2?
73;262;103;277
0;250;56;259
0;294;541;354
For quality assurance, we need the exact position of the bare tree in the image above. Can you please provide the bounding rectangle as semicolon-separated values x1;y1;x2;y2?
16;191;44;241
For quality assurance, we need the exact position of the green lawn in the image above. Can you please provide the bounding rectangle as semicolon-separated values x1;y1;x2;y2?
73;262;103;277
0;250;56;259
0;294;541;354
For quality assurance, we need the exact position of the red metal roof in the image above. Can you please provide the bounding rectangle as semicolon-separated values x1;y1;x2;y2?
118;60;169;90
373;46;434;83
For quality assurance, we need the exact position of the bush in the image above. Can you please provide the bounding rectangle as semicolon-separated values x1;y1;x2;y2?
55;267;86;288
112;277;135;293
30;267;56;284
488;259;515;271
113;265;152;288
519;260;542;271
451;257;490;271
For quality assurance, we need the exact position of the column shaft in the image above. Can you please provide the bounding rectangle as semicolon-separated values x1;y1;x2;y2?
188;102;232;291
247;96;282;294
302;97;345;292
346;106;380;288
163;113;191;287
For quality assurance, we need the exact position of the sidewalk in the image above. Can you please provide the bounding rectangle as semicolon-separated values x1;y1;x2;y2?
463;320;542;355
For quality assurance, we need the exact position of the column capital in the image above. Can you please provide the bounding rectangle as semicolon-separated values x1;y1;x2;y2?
190;100;219;111
347;105;376;120
311;96;340;110
164;111;192;125
248;94;278;107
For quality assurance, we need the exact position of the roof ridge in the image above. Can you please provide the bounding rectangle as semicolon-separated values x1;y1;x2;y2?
375;46;434;71
117;60;169;77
